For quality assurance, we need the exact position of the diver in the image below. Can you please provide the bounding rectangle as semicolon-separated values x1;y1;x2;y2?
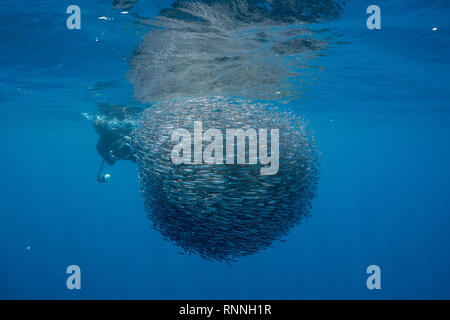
93;104;143;183
94;117;136;165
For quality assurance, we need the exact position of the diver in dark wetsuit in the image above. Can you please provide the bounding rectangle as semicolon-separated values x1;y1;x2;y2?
94;117;135;165
93;104;143;183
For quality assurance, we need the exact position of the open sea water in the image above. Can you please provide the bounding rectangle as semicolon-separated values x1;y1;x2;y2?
0;0;450;299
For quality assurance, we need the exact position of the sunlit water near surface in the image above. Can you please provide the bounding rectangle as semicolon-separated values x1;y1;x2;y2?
1;0;450;299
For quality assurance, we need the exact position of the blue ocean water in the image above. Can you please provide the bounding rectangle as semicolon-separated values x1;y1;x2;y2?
1;0;450;299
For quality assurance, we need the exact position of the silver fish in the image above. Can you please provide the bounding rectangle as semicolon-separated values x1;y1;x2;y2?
133;97;320;262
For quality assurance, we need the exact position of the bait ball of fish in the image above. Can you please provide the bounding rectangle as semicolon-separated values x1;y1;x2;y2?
133;97;320;262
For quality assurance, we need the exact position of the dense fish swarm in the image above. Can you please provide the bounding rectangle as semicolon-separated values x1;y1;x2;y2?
133;97;320;262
